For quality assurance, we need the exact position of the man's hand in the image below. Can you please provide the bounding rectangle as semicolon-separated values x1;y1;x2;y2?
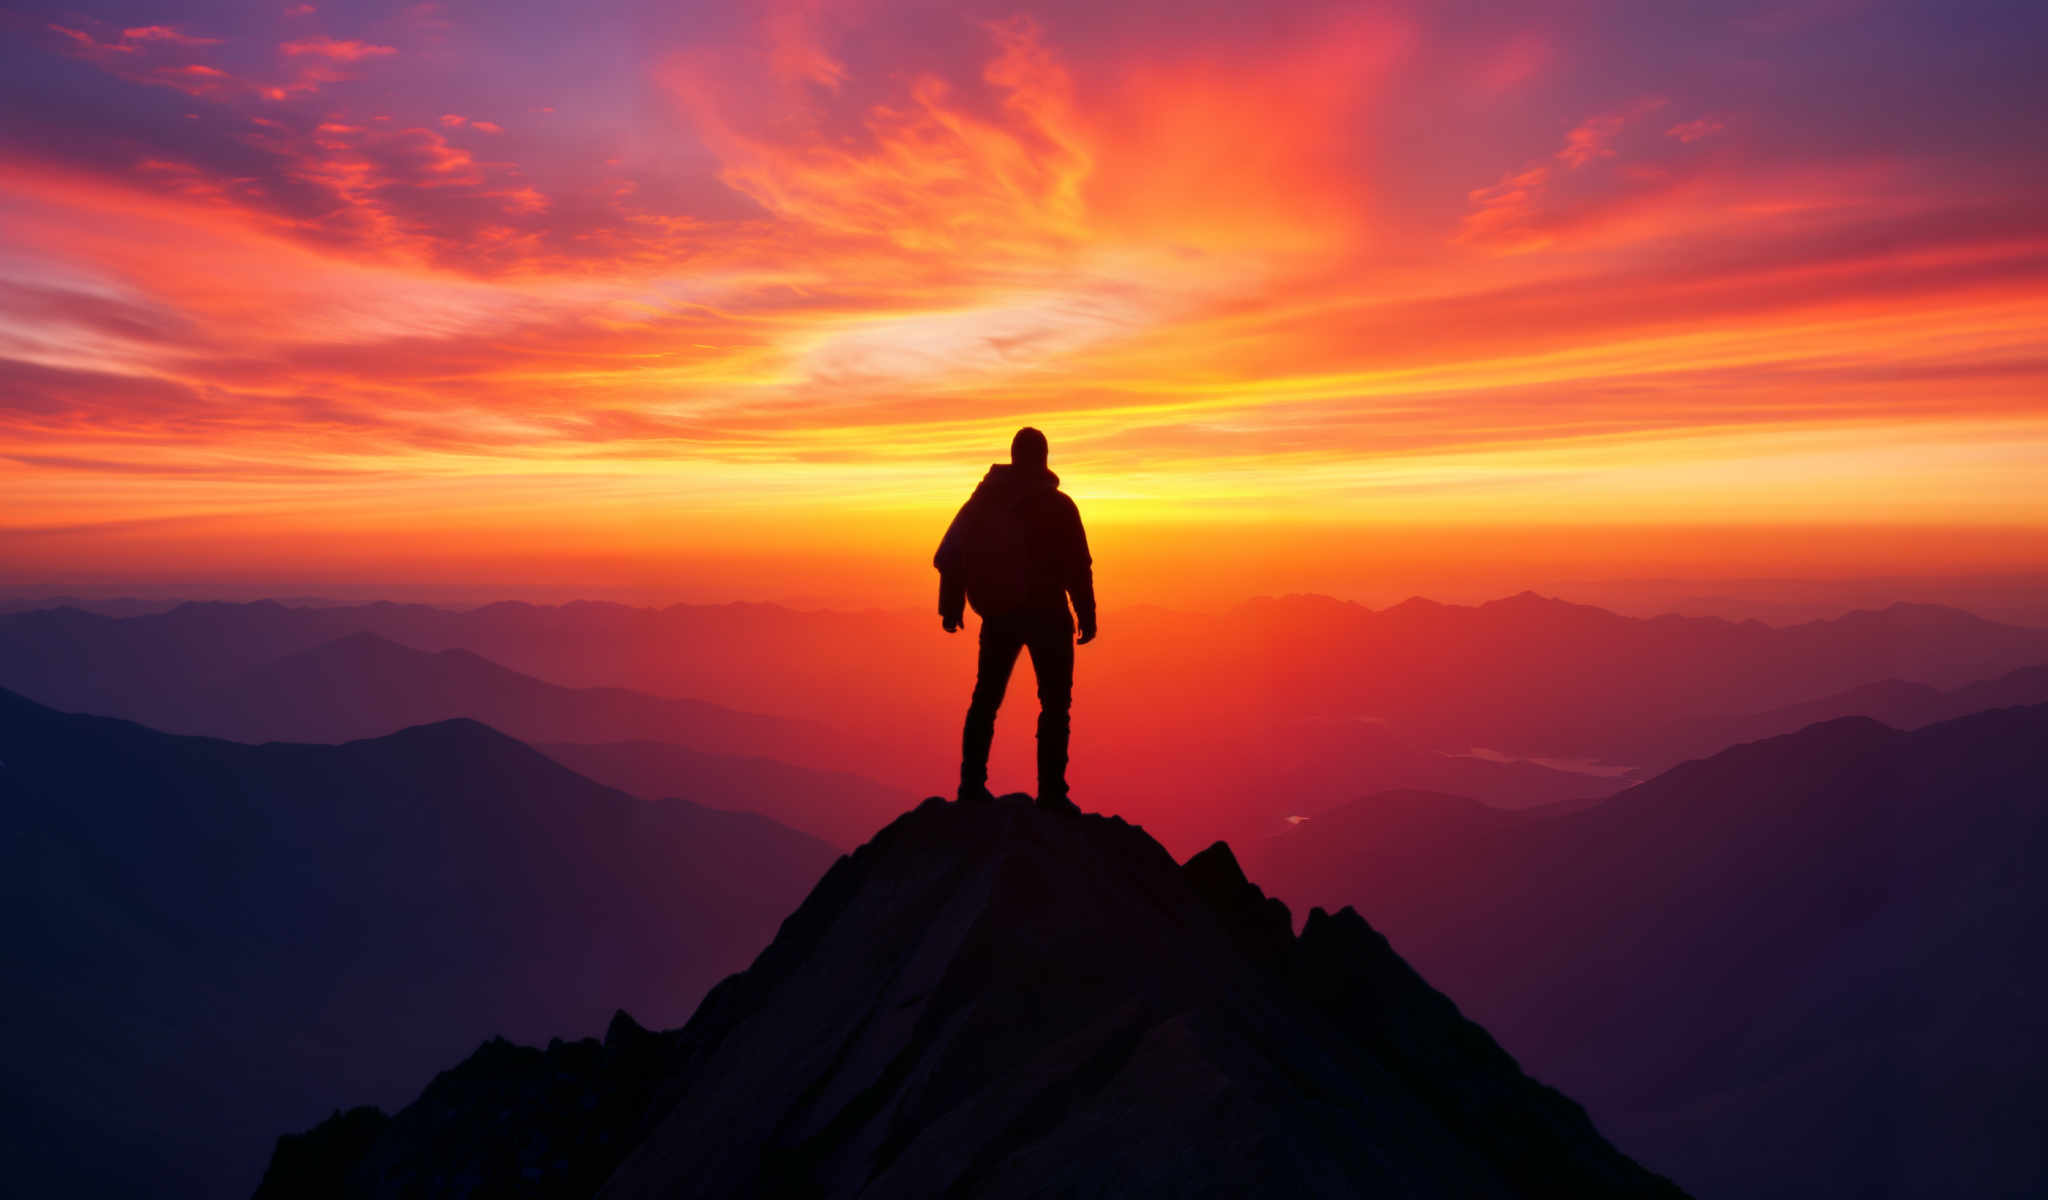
942;617;961;634
1076;625;1097;646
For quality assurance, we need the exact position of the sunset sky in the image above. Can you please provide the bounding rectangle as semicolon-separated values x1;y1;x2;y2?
3;0;2045;608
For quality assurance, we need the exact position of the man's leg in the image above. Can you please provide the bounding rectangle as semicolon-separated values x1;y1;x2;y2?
1025;616;1076;806
960;621;1024;800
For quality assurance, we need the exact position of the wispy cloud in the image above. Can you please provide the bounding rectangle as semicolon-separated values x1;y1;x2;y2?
279;36;396;62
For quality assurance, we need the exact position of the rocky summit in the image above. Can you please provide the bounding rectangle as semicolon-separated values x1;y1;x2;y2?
262;794;1686;1198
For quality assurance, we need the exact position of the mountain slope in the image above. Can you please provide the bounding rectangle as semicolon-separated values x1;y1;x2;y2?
1243;703;2048;1198
536;739;906;849
274;796;1686;1198
0;690;842;1199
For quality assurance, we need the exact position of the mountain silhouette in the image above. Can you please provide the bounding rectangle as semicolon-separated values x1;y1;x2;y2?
1245;703;2048;1198
536;739;906;849
0;688;839;1198
264;796;1686;1198
0;601;357;718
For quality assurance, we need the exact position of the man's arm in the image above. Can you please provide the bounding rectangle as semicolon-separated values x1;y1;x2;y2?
1062;496;1096;643
938;572;966;633
935;494;978;633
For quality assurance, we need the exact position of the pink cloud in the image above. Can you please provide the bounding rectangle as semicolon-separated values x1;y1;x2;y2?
50;23;226;59
1668;117;1727;143
1556;114;1625;168
1554;97;1668;167
1458;166;1555;252
47;24;135;54
121;26;222;46
280;36;397;62
49;18;390;101
1461;97;1686;251
436;115;501;134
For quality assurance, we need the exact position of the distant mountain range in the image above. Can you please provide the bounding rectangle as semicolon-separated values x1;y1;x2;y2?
1243;702;2048;1198
0;690;839;1199
0;622;824;762
1211;593;2048;761
1626;663;2048;768
260;797;1684;1199
198;631;835;757
6;594;2042;848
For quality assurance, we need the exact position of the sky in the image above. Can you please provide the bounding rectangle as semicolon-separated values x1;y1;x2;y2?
2;0;2045;609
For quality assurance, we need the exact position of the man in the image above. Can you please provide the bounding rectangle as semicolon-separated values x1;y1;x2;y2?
934;427;1097;812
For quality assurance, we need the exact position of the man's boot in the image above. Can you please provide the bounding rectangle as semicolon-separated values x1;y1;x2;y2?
1035;709;1077;814
959;699;998;804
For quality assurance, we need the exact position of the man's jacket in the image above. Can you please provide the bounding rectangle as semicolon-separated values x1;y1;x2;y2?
934;464;1095;630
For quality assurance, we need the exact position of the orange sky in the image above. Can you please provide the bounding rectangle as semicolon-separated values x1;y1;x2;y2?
3;0;2046;607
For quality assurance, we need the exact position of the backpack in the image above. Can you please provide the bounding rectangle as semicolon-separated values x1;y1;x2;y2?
937;482;1049;618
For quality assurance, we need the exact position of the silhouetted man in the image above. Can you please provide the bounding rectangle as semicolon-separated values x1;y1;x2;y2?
935;427;1096;812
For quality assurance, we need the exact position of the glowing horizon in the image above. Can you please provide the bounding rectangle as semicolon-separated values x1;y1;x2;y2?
4;0;2046;604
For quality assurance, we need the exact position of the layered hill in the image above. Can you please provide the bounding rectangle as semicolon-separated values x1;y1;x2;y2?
0;690;841;1198
182;632;827;759
0;607;841;768
1244;703;2048;1198
1627;662;2048;768
265;796;1686;1198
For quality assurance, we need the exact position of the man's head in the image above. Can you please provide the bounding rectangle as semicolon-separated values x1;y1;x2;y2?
1011;426;1049;470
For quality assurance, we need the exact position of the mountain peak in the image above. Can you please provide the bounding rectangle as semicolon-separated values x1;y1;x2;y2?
1479;589;1610;617
1804;600;2007;633
285;794;1684;1198
351;714;510;749
1383;594;1448;615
